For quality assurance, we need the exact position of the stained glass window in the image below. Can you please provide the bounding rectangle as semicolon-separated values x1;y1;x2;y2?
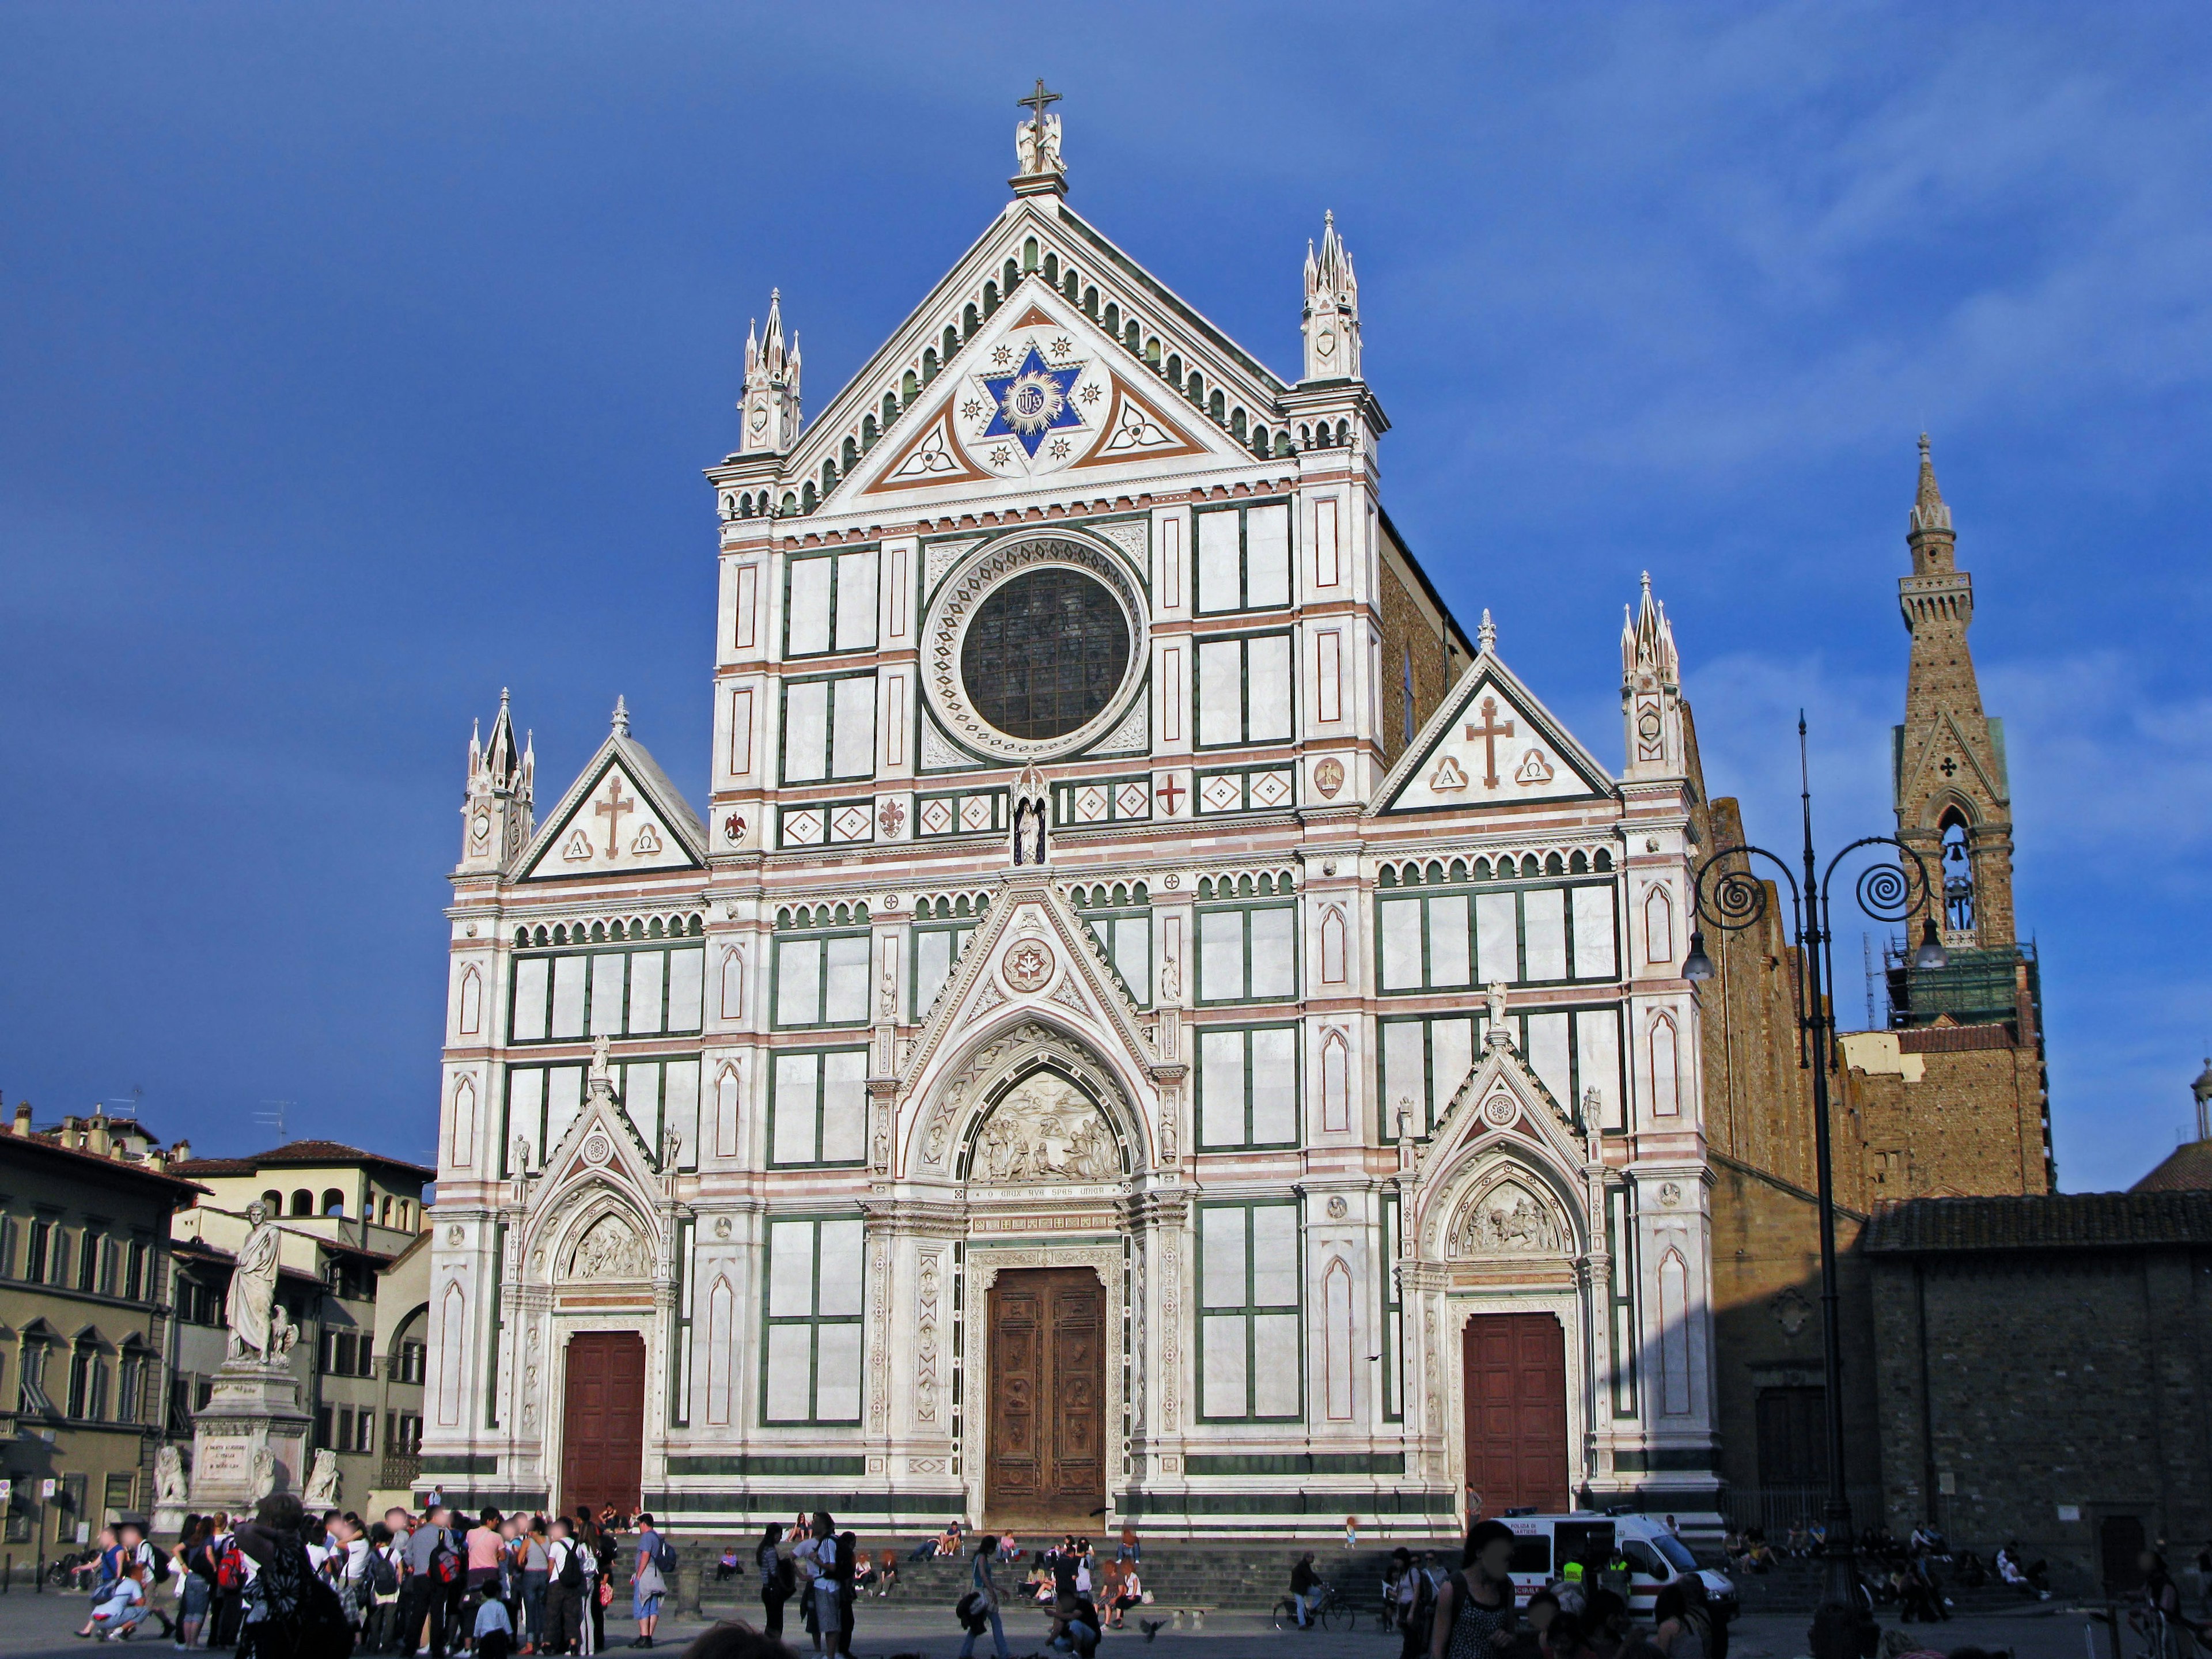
961;566;1131;740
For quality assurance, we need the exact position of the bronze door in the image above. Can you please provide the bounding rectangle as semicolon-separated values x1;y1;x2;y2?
986;1268;1104;1523
1463;1312;1570;1514
560;1331;646;1517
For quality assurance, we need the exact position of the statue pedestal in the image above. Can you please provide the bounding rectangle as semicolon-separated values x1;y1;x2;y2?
185;1358;311;1517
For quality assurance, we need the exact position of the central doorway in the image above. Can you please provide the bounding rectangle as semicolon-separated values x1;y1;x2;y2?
985;1268;1104;1525
560;1331;645;1518
1463;1312;1569;1514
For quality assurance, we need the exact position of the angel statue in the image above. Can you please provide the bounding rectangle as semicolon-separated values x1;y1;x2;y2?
1016;112;1065;176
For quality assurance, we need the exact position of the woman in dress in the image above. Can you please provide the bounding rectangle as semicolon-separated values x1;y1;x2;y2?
1430;1521;1520;1659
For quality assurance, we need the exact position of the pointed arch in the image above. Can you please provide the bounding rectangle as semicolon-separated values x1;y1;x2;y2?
434;1281;465;1426
1648;1012;1680;1117
1323;1256;1355;1421
1320;1028;1351;1134
705;1274;737;1426
909;1014;1154;1177
448;1074;477;1168
1643;884;1675;966
457;965;482;1036
714;1061;741;1159
1320;905;1347;985
1657;1247;1691;1415
719;945;745;1021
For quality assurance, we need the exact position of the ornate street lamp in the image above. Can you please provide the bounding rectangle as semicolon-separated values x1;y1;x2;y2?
1683;717;1941;1611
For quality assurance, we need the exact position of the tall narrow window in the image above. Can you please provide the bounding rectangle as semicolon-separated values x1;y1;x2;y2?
763;1218;865;1424
1198;1202;1302;1421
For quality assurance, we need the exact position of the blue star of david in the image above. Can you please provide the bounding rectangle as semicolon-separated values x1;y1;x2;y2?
979;346;1085;457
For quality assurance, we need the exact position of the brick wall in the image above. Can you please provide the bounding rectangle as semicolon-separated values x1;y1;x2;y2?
1868;1240;2212;1590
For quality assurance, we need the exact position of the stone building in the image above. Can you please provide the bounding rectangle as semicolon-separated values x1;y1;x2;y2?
419;113;1728;1536
0;1105;199;1554
166;1140;431;1515
1865;1191;2212;1592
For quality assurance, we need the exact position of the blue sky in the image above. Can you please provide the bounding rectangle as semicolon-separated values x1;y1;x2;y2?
4;4;2207;1188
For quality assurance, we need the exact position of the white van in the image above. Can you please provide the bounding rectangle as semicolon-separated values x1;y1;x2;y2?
1497;1512;1736;1622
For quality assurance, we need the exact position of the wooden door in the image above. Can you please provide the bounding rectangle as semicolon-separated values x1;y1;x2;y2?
1463;1312;1569;1514
986;1268;1104;1524
560;1331;646;1517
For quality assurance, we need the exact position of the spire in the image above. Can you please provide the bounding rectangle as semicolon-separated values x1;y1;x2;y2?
739;289;802;455
1911;432;1952;535
611;695;631;737
1478;609;1497;654
1622;570;1679;683
1620;573;1685;781
459;690;532;874
1301;210;1362;381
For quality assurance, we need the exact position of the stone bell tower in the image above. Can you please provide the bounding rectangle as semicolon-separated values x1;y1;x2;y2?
739;289;802;457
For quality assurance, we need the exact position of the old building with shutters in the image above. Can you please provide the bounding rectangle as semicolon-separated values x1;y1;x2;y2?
419;107;1725;1537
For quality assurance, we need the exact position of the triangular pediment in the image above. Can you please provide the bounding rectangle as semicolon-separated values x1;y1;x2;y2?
538;1069;666;1205
846;279;1249;506
899;877;1158;1127
754;195;1297;514
517;729;705;882
1898;707;2008;821
1411;1033;1586;1192
1378;653;1615;813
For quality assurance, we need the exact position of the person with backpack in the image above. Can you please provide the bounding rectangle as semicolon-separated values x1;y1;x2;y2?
956;1533;1013;1659
543;1517;585;1657
520;1517;552;1655
629;1514;673;1649
179;1516;221;1648
234;1492;354;1659
402;1506;463;1659
581;1510;614;1657
756;1524;792;1639
361;1522;404;1654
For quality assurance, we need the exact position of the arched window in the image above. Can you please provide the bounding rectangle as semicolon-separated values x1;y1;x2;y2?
67;1333;108;1421
321;1190;346;1217
261;1190;283;1214
289;1190;313;1217
1940;812;1975;933
380;1196;393;1226
1644;885;1675;966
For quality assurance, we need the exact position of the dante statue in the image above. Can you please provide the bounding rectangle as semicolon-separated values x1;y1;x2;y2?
226;1201;283;1363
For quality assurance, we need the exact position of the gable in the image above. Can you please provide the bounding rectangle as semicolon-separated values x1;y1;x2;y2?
846;281;1243;507
1380;658;1613;813
520;750;702;881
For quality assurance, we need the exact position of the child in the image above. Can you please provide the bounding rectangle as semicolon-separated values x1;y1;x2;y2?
475;1588;517;1659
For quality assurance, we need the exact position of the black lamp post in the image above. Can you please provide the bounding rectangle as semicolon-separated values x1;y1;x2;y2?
1682;717;1942;1612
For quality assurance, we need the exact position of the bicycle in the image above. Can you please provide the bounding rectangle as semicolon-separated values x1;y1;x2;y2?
1272;1581;1355;1633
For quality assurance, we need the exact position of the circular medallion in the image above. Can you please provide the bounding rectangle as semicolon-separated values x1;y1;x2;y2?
1658;1180;1683;1208
581;1131;613;1166
1482;1092;1518;1128
1326;1196;1349;1219
926;533;1148;762
1002;939;1056;994
1313;757;1345;798
446;1224;464;1245
713;1215;733;1239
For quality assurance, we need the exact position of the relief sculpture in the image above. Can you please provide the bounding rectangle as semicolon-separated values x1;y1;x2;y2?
972;1074;1118;1182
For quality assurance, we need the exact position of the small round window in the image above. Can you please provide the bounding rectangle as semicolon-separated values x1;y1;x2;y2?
960;567;1132;741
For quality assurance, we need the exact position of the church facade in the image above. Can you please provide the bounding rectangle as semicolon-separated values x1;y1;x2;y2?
419;116;1722;1536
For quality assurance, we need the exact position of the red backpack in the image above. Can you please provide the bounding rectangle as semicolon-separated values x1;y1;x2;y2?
215;1541;247;1592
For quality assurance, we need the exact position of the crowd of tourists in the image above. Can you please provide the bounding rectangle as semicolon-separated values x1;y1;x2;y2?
73;1496;680;1657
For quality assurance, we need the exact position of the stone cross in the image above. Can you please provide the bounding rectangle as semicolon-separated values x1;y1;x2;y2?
1466;697;1516;789
594;776;635;857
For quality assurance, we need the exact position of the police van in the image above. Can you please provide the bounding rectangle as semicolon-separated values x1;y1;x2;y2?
1497;1512;1736;1622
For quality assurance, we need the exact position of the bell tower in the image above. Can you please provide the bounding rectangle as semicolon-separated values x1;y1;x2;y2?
1894;435;2015;948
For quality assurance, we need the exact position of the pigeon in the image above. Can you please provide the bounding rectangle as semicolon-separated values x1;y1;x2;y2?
1141;1619;1168;1642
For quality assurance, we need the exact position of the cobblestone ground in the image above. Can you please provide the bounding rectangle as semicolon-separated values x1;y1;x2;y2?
0;1593;2107;1659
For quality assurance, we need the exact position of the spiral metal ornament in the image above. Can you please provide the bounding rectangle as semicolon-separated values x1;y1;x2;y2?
1696;858;1771;934
1853;860;1921;923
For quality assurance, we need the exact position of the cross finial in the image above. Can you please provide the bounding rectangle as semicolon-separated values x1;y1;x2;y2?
1020;77;1060;132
